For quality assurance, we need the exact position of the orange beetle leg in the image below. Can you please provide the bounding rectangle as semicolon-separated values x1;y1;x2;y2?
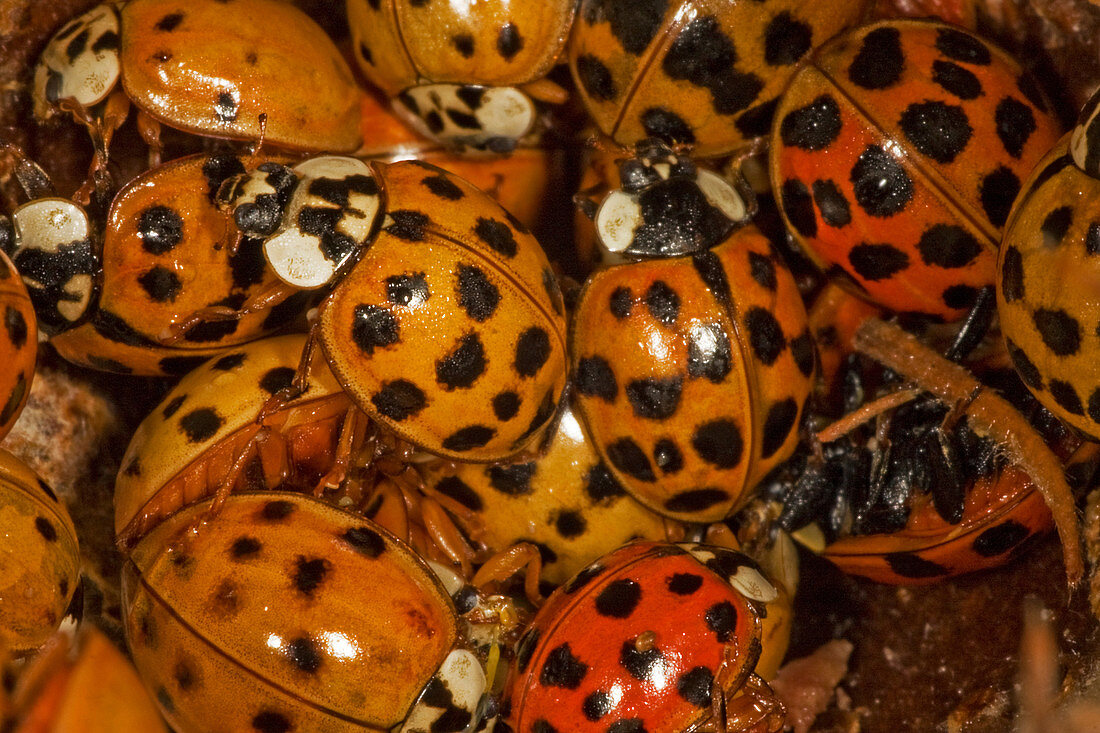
518;77;569;105
362;479;412;544
815;387;922;444
471;542;543;608
311;406;367;496
419;496;478;579
160;280;299;344
134;110;163;169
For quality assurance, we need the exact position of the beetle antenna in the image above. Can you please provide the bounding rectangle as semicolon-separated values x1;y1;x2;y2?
249;113;268;163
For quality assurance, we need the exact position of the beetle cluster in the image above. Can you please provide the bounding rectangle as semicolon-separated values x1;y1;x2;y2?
2;1;1100;731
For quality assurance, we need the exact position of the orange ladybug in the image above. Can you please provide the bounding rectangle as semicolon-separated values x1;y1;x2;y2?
4;152;311;375
568;0;868;158
211;156;568;462
0;248;37;440
771;19;1062;321
34;0;362;158
347;0;576;152
572;141;814;522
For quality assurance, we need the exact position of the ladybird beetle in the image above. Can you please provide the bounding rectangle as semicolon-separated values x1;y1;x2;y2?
3;627;168;732
34;0;362;157
0;248;37;441
503;541;785;733
123;492;497;732
209;155;568;462
997;92;1100;440
0;448;80;654
3;151;312;375
572;141;814;523
568;0;868;159
423;400;672;586
114;334;354;548
770;19;1062;321
347;0;576;153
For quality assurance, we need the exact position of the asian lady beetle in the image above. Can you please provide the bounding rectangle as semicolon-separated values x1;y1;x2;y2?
423;401;671;586
771;19;1062;321
122;492;498;733
568;0;868;158
998;91;1100;440
503;541;785;733
0;448;80;654
347;0;576;152
572;140;814;522
3;151;311;375
34;0;362;159
209;155;568;462
0;248;37;441
114;334;355;548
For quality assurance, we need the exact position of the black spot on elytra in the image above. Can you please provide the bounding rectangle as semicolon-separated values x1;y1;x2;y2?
155;12;184;32
848;27;903;89
565;562;607;595
620;638;663;681
850;145;913;217
606;437;656;482
583;690;612;721
763;11;811;66
215;91;239;123
687;323;732;383
747;252;777;291
761;398;798;458
663;16;761;115
1005;338;1043;390
1032;308;1081;356
1090;389;1100;423
515;327;551;377
678;666;714;707
497;22;523;60
668;572;703;595
575;356;618;401
231;537;261;559
162;395;186;419
456;265;500;322
1087;223;1100;255
780;95;842;151
139;206;184;254
34;516;57;542
609;287;632;319
849;242;910;281
813;179;851;228
173;659;197;691
885;552;950;578
595;579;641;618
433;475;483;512
554;509;586;538
1050;379;1084;415
251;710;292;733
293;557;330;596
515;626;540;672
995;97;1036;158
384;210;429;241
705;600;737;641
1041;206;1073;247
918;224;982;268
745;307;786;365
645;281;680;325
692;419;742;469
488;463;536;496
341;526;385;557
626;376;682;420
135;266;182;303
576;53;616;100
641;107;696;145
492;391;520;421
781;179;817;238
260;500;295;521
972;520;1031;556
900;101;972;164
1000;245;1025;302
736;96;780;138
451;33;475;57
443;425;495;452
935;27;991;65
474;217;518;258
257;367;295;396
932;60;982;99
584;463;627;502
600;0;667;55
436;333;487;390
179;408;223;443
422;175;464;201
653;438;684;474
665;488;730;513
979;166;1021;228
372;380;426;421
385;272;430;308
351;304;399;354
943;284;979;309
4;306;27;348
211;352;246;371
540;643;588;689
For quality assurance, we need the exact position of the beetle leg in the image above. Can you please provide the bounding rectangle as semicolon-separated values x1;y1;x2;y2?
311;406;365;495
159;280;299;344
518;77;569;105
135;110;163;169
420;496;476;579
471;543;543;607
362;478;412;544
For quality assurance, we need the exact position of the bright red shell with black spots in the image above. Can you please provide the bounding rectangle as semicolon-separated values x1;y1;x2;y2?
49;153;311;376
0;250;36;441
770;19;1062;321
318;159;568;462
503;541;783;733
571;225;815;523
998;137;1100;439
567;0;868;158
